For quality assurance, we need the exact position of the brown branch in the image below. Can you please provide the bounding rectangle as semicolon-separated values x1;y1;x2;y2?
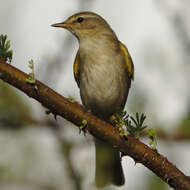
0;59;190;190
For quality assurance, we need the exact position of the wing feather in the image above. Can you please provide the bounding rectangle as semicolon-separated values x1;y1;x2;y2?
119;42;134;80
73;51;80;87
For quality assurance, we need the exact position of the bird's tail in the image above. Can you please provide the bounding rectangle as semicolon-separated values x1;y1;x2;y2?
94;138;125;188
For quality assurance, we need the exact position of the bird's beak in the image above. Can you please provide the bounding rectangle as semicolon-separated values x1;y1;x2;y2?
51;22;70;29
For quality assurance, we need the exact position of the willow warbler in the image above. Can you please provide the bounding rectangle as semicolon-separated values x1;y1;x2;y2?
52;12;134;187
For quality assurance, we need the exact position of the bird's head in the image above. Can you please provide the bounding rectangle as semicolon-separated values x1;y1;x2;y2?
52;12;117;41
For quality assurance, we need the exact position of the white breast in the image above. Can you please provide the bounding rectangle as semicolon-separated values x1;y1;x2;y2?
79;41;128;118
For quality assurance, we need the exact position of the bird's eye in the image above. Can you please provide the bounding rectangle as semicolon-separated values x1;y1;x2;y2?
77;17;84;23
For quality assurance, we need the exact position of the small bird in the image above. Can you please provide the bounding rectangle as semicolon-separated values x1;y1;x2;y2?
52;12;134;187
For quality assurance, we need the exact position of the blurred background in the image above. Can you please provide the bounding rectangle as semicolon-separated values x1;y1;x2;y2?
0;0;190;189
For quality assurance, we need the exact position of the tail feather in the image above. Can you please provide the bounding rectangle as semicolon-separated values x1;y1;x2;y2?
95;138;125;187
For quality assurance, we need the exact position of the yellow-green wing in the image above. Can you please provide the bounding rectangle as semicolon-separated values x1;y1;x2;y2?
73;50;80;87
119;42;134;80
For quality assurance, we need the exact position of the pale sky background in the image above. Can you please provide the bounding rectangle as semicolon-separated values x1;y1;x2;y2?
0;1;190;190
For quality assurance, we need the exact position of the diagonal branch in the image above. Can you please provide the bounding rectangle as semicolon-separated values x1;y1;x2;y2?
0;59;189;190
